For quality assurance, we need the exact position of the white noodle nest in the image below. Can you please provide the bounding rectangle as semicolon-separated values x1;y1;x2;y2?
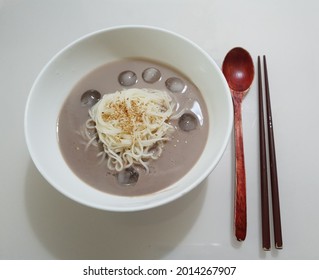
85;88;176;172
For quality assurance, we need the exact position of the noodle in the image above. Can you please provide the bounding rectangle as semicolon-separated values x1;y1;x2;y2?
84;88;176;172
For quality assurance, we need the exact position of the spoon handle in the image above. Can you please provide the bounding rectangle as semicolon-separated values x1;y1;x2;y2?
232;94;247;241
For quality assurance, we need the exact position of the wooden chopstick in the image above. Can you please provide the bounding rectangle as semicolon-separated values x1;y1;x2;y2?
263;56;283;249
257;56;271;250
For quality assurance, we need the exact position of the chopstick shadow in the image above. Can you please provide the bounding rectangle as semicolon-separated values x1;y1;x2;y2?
24;160;207;260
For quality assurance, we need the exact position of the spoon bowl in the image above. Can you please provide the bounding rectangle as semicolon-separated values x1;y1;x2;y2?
222;47;254;241
223;47;254;93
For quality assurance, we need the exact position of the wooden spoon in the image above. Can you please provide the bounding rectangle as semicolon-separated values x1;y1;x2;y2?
222;47;254;241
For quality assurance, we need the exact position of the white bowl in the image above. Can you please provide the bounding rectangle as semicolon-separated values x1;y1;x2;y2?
24;25;233;211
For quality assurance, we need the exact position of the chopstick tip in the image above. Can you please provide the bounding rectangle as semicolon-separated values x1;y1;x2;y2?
275;243;283;250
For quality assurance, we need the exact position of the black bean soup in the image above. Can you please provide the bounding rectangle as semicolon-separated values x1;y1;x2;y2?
57;58;209;196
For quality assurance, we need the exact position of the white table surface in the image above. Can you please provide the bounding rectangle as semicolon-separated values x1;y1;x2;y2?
1;0;318;260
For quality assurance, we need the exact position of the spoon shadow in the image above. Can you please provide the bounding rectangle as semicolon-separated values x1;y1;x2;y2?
24;160;207;259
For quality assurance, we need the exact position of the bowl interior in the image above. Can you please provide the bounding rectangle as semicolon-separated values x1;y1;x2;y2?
25;26;233;211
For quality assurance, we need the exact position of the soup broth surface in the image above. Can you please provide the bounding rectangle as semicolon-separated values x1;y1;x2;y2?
57;58;209;196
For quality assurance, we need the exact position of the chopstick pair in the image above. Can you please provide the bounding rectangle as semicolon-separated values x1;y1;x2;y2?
257;56;283;250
